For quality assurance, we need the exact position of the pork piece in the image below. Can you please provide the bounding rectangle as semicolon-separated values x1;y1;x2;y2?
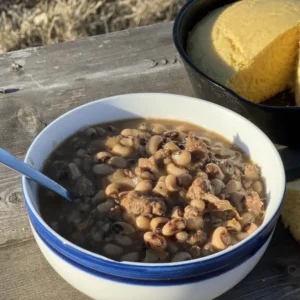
244;164;260;181
244;191;264;216
185;132;208;160
136;156;159;175
75;176;96;197
186;176;214;201
203;193;240;220
120;191;166;217
109;169;138;189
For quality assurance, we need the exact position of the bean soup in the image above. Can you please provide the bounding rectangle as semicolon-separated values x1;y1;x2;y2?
39;119;266;263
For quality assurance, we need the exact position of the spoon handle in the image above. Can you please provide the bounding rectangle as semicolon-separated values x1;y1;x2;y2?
0;148;72;201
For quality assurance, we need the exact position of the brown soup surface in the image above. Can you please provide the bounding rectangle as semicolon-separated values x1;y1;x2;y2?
39;118;266;263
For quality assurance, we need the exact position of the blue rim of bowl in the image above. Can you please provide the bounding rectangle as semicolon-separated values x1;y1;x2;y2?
31;216;274;286
172;0;300;111
21;93;286;281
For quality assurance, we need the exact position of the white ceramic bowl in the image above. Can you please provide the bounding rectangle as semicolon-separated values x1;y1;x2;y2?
22;93;285;300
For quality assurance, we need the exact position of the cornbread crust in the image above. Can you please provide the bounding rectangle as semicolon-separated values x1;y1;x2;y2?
281;180;300;241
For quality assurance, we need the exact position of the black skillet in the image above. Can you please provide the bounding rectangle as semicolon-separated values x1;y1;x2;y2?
173;0;300;182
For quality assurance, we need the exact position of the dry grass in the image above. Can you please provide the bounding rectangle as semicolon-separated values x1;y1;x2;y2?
0;0;185;53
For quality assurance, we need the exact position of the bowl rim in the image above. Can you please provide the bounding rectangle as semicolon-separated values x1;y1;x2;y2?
22;92;285;273
172;0;300;111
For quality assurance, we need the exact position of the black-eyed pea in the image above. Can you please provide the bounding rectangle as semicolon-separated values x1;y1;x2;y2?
93;164;114;176
163;141;180;152
135;180;153;192
166;163;188;176
188;229;207;245
143;249;169;263
189;245;202;258
176;125;189;133
138;122;150;131
165;175;180;192
112;222;136;235
151;124;167;135
68;162;81;180
112;144;133;158
252;180;263;195
93;151;112;163
211;178;225;196
244;164;260;181
120;137;135;147
162;218;186;236
167;241;180;254
105;183;121;197
171;206;184;219
140;171;156;181
76;149;90;158
171;252;192;262
96;127;106;137
85;127;97;138
103;243;123;257
136;215;151;231
144;232;167;252
205;163;225;180
224;180;242;196
146;135;163;155
202;243;215;257
120;252;140;262
91;227;103;242
150;217;169;233
175;231;189;243
121;128;139;137
224;218;242;232
123;212;135;225
230;192;245;213
186;216;204;230
230;234;239;245
236;223;258;241
184;205;201;218
211;227;231;251
97;199;115;213
190;200;205;212
171;150;191;167
153;181;170;198
114;234;133;247
177;174;193;189
73;157;82;167
91;190;105;204
240;212;255;226
108;156;127;169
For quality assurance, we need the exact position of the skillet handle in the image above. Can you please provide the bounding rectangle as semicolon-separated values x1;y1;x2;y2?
278;148;300;183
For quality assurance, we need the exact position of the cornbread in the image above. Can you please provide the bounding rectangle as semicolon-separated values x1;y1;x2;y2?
187;0;300;104
281;180;300;241
296;42;300;106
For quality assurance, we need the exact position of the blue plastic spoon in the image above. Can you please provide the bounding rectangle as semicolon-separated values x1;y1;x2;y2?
0;148;72;201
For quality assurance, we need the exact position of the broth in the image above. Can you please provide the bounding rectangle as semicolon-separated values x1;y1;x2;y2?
39;118;266;263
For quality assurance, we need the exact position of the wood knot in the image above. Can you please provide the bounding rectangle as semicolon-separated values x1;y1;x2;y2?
287;264;299;275
11;62;24;73
8;192;23;205
17;106;44;137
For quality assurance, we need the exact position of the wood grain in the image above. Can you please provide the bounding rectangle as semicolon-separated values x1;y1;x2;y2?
0;22;299;300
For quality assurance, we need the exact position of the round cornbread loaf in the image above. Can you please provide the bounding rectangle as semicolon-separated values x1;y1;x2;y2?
187;0;300;104
281;179;300;242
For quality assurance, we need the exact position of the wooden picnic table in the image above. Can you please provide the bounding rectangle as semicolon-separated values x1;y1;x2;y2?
0;22;300;300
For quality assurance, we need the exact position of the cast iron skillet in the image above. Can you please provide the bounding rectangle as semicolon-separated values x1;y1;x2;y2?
173;0;300;150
